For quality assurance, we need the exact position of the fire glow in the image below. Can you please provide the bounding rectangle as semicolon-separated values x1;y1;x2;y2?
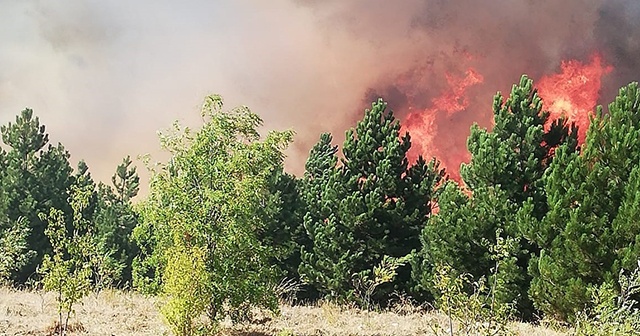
538;54;614;143
400;52;613;181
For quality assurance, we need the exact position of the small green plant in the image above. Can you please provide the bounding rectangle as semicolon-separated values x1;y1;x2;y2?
431;230;516;336
160;245;211;336
573;260;640;336
39;185;95;335
276;328;295;336
352;255;411;310
88;239;124;291
273;277;303;305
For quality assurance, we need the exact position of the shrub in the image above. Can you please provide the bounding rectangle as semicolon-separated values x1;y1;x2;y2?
573;260;640;335
0;217;34;285
38;184;95;334
135;95;290;334
430;230;518;336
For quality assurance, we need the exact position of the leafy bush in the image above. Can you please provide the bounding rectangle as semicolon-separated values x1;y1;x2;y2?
135;95;290;334
38;185;95;335
573;260;640;335
160;245;210;335
430;230;518;336
0;217;34;285
352;255;411;310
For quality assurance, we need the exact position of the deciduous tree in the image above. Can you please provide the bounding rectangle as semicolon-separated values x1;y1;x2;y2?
134;95;291;333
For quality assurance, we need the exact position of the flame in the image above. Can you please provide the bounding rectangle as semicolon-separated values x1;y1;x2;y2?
401;69;484;180
537;53;613;143
398;53;611;182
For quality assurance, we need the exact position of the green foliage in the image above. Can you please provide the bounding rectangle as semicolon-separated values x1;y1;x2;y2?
300;99;444;303
135;95;290;333
161;245;211;335
532;82;640;321
431;264;515;336
418;183;527;307
39;185;94;335
463;75;577;216
418;75;577;317
0;217;34;284
431;232;518;336
259;170;308;288
573;261;640;335
352;255;411;310
0;108;75;282
0;108;135;288
93;156;140;287
131;210;162;294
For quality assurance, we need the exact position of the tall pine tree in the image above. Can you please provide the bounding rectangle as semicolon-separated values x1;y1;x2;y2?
532;82;640;321
93;156;141;286
300;99;443;302
418;76;577;316
0;109;74;281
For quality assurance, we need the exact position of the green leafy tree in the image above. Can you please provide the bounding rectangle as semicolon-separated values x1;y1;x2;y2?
0;217;34;284
134;95;291;333
300;99;444;303
531;82;640;321
39;183;94;334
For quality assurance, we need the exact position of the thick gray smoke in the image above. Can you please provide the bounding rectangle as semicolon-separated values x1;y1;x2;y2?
1;1;639;194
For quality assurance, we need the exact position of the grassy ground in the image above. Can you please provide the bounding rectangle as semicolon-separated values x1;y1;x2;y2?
0;287;568;335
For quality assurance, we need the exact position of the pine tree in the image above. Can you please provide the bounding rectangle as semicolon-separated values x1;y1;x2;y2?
419;76;577;316
0;109;74;281
532;82;640;321
300;99;443;302
462;75;577;222
299;133;357;299
259;170;307;285
94;156;140;286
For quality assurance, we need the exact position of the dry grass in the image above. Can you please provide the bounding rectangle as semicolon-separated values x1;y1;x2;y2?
0;287;168;335
0;287;568;335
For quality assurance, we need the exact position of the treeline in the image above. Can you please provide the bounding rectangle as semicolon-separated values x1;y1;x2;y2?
0;109;140;290
1;76;640;332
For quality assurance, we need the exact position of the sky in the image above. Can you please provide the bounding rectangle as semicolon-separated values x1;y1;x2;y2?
1;0;639;195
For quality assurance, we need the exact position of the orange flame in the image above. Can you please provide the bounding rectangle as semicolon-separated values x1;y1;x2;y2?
399;52;611;182
401;68;484;180
537;54;613;143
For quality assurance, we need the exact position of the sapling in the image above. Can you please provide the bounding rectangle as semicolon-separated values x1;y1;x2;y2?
39;184;94;334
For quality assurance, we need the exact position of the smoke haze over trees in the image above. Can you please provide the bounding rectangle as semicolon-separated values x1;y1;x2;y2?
2;1;640;190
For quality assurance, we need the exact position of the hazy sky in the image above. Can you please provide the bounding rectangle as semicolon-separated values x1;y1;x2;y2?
1;0;638;195
0;0;382;192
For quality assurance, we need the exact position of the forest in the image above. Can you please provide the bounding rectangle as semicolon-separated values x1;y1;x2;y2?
1;75;640;335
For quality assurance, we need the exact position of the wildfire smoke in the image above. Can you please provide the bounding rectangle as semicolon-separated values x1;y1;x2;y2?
1;1;640;189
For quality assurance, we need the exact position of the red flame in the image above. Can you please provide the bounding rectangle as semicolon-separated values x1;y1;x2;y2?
537;54;613;143
399;53;612;182
401;69;484;181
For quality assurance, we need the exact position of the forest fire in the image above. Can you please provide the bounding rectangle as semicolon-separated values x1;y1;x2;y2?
400;52;613;181
401;69;484;181
537;54;613;143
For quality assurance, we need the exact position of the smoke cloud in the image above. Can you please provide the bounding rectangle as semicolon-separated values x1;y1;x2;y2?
1;1;639;194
